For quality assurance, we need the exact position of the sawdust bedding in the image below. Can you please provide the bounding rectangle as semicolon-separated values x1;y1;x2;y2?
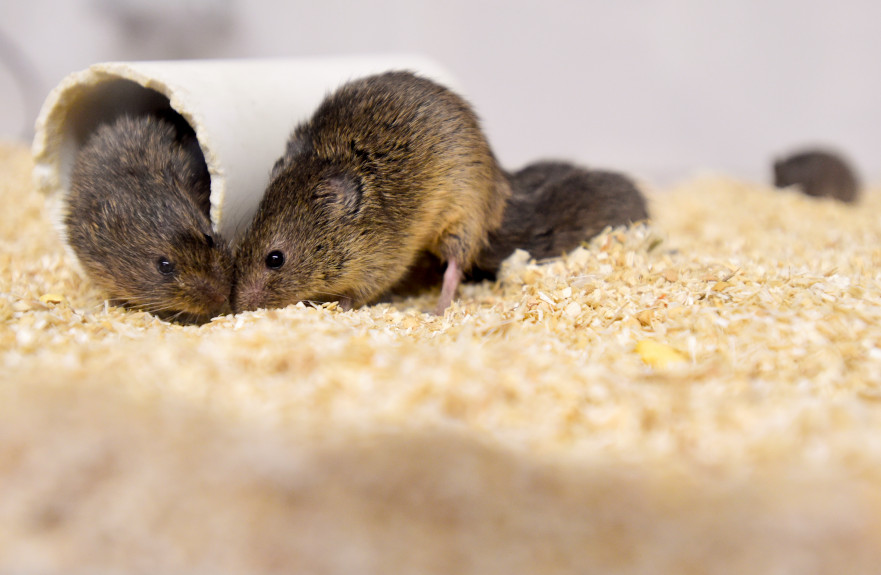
2;140;881;573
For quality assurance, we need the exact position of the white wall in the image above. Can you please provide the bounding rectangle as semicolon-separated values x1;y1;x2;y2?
2;0;878;184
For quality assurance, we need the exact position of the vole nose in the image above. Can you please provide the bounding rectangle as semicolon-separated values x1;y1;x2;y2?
230;280;264;313
208;290;228;306
197;281;230;313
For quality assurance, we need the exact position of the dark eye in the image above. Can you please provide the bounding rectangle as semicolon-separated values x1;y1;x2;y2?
157;257;175;275
265;250;285;269
204;233;214;248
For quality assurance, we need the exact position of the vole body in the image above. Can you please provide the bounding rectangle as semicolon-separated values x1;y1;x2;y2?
65;114;233;322
471;161;649;278
232;71;510;314
773;149;860;203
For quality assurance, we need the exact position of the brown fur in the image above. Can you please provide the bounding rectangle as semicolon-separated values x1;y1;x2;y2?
65;114;233;322
773;149;860;203
232;71;510;312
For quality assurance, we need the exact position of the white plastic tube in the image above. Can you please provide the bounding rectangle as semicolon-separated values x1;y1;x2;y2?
32;55;459;241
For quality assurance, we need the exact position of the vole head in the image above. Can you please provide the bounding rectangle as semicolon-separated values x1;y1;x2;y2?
66;115;233;322
773;154;813;189
232;157;387;313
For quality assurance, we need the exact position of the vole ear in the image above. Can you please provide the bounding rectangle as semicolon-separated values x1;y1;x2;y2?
270;156;288;181
271;132;312;181
325;174;363;215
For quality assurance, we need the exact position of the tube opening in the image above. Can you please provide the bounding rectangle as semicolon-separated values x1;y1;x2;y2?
55;78;211;221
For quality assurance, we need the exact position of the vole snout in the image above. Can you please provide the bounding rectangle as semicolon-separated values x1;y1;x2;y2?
231;278;265;313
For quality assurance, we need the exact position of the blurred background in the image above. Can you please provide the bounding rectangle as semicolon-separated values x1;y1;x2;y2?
2;0;878;185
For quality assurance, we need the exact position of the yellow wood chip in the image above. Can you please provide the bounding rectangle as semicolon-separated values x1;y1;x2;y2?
635;339;687;368
39;293;65;305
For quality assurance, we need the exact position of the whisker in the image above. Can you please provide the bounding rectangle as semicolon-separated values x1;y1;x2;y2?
232;217;246;242
81;300;110;314
76;293;215;325
167;309;189;323
307;290;352;301
135;301;209;325
130;297;189;314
